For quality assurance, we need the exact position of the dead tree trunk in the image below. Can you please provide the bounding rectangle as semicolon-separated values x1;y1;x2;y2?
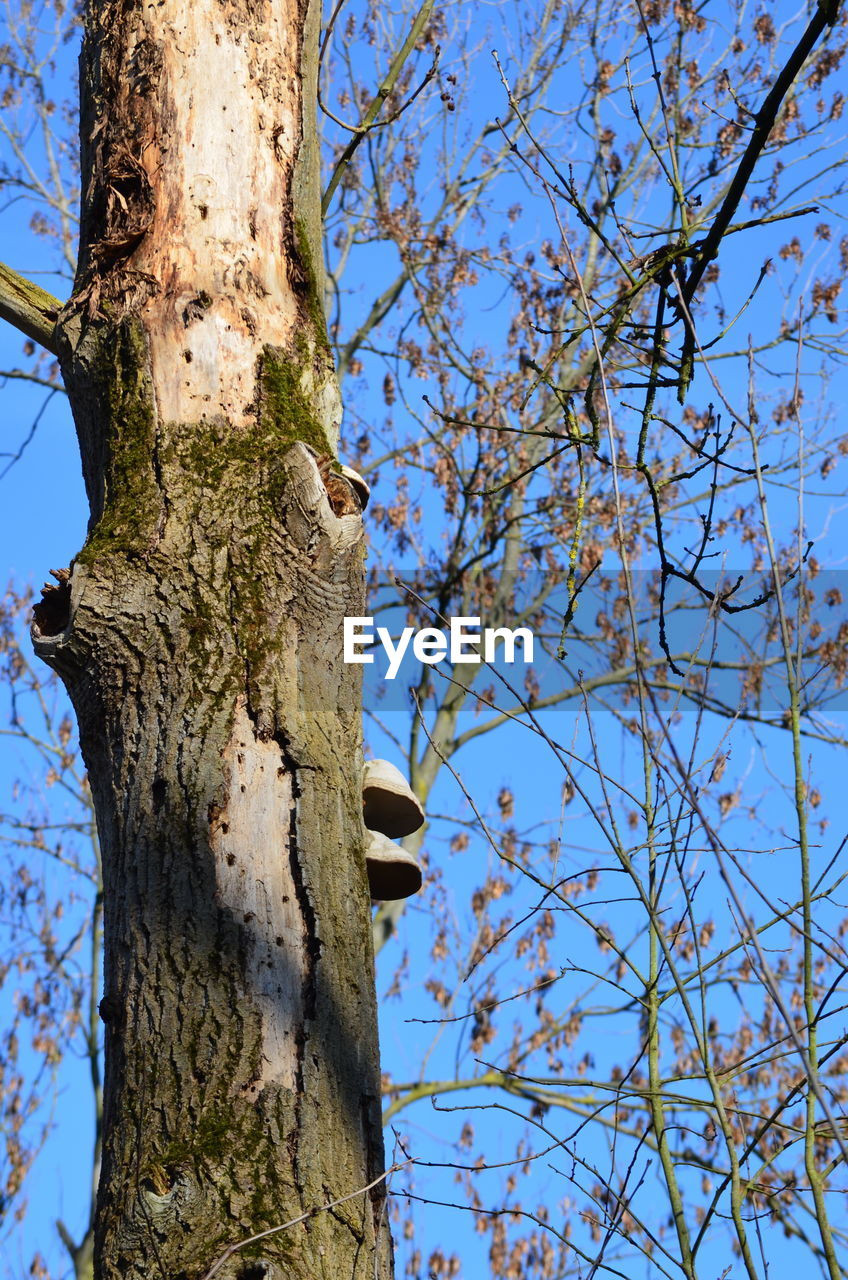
30;0;392;1276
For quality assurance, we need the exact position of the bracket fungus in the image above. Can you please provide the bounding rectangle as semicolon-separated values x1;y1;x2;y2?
364;831;423;902
362;759;425;901
363;759;424;838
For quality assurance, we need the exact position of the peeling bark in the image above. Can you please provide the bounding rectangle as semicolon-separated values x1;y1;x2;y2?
31;0;391;1275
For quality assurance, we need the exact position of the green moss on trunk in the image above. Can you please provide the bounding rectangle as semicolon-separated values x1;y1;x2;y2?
72;321;161;565
258;343;334;458
293;218;333;358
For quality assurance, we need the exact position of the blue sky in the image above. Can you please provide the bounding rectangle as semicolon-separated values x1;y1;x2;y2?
3;1;848;1277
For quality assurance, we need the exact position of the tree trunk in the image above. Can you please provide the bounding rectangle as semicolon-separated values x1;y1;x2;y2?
31;0;392;1276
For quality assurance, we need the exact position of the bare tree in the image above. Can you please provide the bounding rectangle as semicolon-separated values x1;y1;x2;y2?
3;0;848;1278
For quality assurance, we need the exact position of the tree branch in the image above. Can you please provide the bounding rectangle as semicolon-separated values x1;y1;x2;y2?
684;6;829;303
0;260;62;355
321;0;435;215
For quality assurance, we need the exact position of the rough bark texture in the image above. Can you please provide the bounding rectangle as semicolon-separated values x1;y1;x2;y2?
32;0;392;1276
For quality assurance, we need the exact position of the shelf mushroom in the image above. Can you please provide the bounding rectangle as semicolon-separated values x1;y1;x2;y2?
365;831;423;901
363;759;425;900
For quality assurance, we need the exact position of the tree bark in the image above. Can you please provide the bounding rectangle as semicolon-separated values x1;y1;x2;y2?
31;0;392;1276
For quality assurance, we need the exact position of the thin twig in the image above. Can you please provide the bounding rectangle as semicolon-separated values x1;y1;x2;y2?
198;1161;410;1280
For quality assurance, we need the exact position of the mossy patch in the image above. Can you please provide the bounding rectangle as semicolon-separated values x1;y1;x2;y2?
65;324;343;729
75;319;161;565
258;343;334;459
293;217;332;358
156;1098;301;1242
159;1107;235;1170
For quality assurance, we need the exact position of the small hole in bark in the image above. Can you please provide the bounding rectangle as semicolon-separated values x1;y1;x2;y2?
237;1266;267;1280
32;568;71;636
182;292;212;326
198;205;207;220
152;777;167;811
243;911;255;923
226;853;236;866
275;936;284;946
276;767;285;778
221;823;229;834
183;349;193;362
141;1166;173;1196
98;995;120;1024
